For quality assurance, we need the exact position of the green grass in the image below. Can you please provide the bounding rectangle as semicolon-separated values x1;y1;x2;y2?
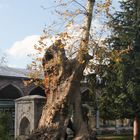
97;135;132;140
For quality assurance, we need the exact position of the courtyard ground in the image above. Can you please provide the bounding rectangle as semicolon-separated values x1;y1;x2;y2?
97;134;132;140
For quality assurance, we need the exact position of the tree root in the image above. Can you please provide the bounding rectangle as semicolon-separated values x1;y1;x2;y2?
25;126;97;140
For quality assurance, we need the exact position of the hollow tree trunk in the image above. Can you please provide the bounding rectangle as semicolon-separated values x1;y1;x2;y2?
37;58;94;140
28;1;95;139
133;115;140;140
69;67;89;139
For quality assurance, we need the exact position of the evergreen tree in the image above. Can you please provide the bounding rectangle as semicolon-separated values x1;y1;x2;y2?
0;112;12;140
98;0;140;139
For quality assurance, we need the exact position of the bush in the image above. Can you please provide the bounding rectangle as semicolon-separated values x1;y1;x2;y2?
0;112;13;140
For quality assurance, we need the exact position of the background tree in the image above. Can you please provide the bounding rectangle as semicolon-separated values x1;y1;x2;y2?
0;112;13;140
96;0;140;139
0;53;8;66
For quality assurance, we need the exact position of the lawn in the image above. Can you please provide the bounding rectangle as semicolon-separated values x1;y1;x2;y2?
97;135;132;140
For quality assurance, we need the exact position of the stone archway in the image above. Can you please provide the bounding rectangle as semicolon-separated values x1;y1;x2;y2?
0;84;22;99
0;84;23;135
29;86;45;97
19;117;30;136
81;89;93;103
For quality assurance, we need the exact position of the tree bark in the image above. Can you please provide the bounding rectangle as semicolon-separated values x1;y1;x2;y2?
27;1;95;140
37;52;95;139
133;115;140;140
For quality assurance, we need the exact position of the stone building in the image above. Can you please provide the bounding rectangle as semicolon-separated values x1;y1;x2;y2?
0;66;45;97
15;95;46;138
0;66;132;137
0;66;46;135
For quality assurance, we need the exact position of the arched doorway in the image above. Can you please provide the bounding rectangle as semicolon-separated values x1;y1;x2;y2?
0;84;22;99
81;89;92;103
19;117;30;135
0;84;22;135
29;87;45;97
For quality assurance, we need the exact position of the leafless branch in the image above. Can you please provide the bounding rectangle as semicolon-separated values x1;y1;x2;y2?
73;0;87;12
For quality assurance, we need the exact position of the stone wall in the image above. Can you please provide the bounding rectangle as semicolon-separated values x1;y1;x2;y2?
15;95;46;138
0;76;36;97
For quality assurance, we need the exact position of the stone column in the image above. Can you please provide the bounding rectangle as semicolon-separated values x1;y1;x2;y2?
116;119;120;134
96;110;100;129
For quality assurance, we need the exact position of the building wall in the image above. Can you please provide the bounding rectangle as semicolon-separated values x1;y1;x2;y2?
0;76;36;96
15;96;46;138
0;75;45;137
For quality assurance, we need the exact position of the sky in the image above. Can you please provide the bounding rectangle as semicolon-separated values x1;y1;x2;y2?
0;0;121;68
0;0;57;68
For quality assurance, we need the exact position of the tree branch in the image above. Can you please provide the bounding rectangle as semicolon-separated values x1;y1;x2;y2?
77;0;95;63
73;0;87;12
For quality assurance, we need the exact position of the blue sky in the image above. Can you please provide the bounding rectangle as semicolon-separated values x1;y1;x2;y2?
0;0;57;67
0;0;53;49
0;0;121;68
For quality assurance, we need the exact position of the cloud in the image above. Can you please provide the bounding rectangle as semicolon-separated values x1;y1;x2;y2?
4;18;110;68
5;35;56;68
7;35;40;57
6;35;40;68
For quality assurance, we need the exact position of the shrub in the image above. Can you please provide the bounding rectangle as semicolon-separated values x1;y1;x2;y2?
0;111;13;140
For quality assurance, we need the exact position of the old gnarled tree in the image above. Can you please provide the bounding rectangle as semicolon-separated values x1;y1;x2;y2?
28;0;96;140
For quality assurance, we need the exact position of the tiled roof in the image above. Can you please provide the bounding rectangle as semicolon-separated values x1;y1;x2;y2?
0;66;29;78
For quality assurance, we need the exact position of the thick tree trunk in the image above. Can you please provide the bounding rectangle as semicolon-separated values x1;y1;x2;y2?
69;72;89;139
26;43;96;140
133;115;140;140
37;59;95;140
27;1;95;139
